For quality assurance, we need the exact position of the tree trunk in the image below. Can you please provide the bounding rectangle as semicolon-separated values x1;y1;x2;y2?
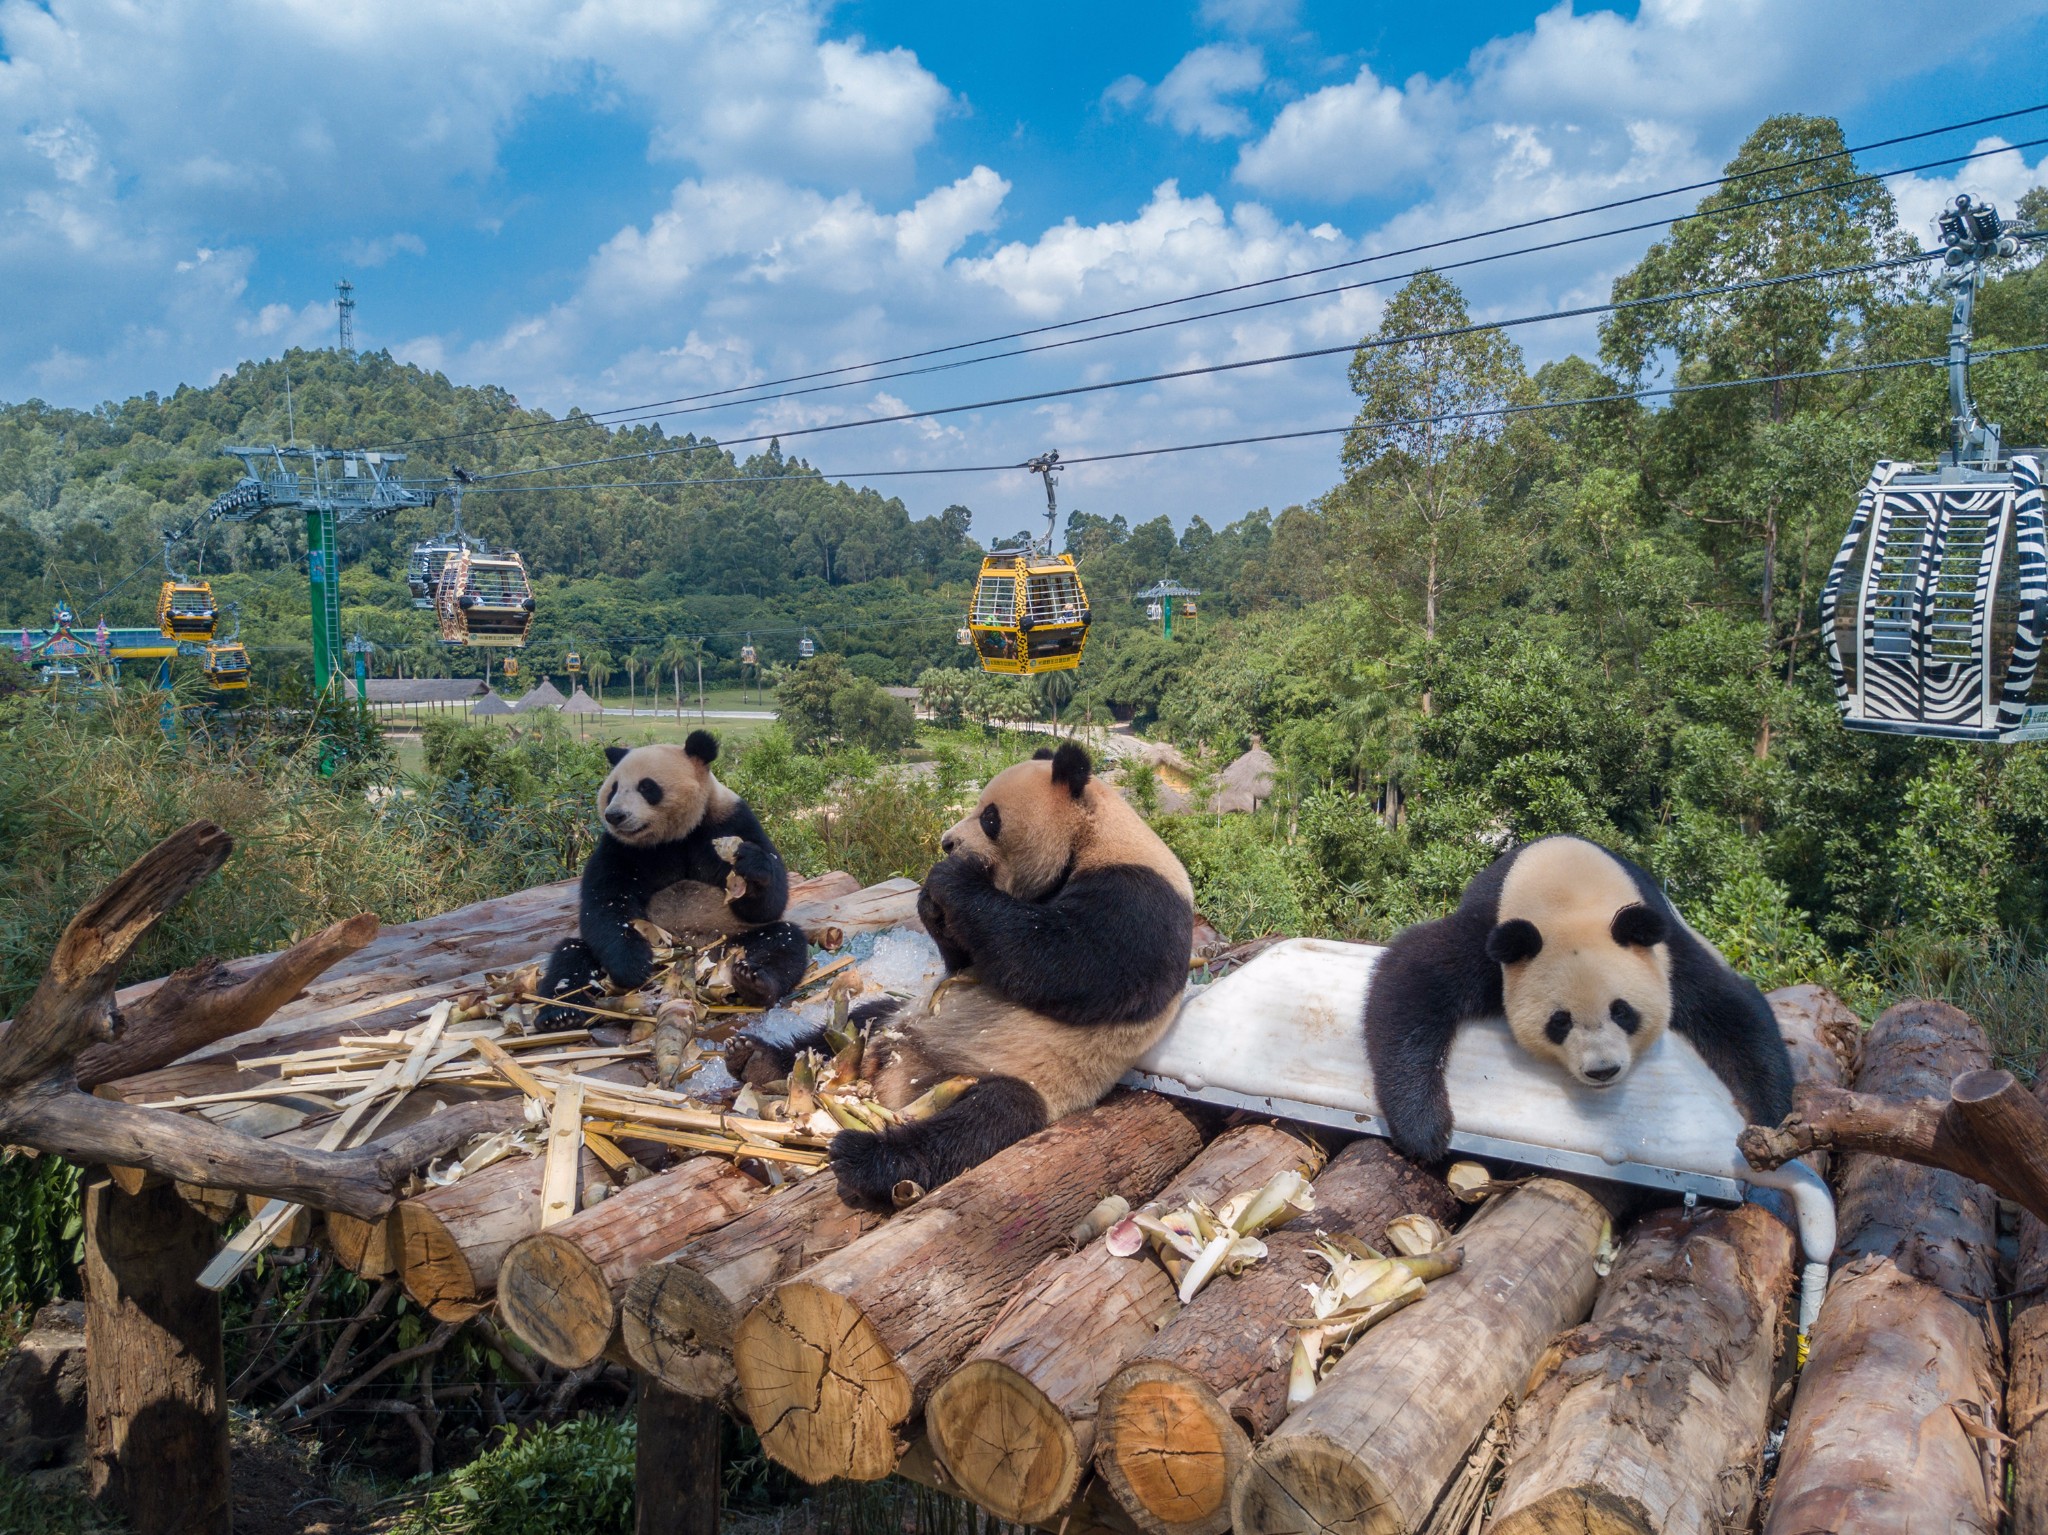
1764;1000;2005;1535
619;1168;890;1401
1487;1203;1797;1535
2010;1069;2048;1535
1232;1178;1615;1535
927;1123;1320;1526
84;1178;230;1535
395;1147;603;1321
326;1209;395;1278
731;1092;1209;1483
498;1156;770;1370
637;1381;722;1535
1092;1137;1455;1535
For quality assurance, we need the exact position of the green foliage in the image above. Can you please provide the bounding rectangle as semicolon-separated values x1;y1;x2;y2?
1153;814;1310;941
389;1417;635;1535
776;653;916;755
0;1156;82;1313
0;1469;123;1535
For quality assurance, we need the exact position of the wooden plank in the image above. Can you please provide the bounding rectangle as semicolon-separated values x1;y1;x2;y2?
541;1080;586;1230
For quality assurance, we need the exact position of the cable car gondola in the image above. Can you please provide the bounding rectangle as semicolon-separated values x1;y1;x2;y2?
740;642;757;666
566;650;583;675
966;450;1091;676
407;536;467;608
157;580;218;643
1822;196;2048;743
203;642;251;691
798;633;815;660
436;548;536;648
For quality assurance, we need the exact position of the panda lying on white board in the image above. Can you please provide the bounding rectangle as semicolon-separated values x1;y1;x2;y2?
1363;834;1796;1163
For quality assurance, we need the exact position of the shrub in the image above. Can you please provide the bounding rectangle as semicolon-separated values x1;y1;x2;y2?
390;1417;635;1535
777;654;916;755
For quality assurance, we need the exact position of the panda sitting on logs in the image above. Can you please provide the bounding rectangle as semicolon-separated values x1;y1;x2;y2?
1362;834;1795;1163
537;733;809;1022
728;742;1195;1206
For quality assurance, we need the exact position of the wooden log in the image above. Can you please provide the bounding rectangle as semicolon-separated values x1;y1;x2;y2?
637;1381;722;1535
83;1177;230;1535
74;913;379;1088
1091;1138;1456;1535
897;1435;1146;1535
326;1209;396;1278
927;1123;1320;1525
498;1156;770;1369
732;1091;1209;1484
1764;999;2005;1535
2010;1070;2048;1535
395;1146;603;1321
1231;1178;1614;1535
1486;1202;1797;1535
619;1168;890;1400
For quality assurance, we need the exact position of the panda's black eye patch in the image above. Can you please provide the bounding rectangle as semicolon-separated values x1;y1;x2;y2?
603;782;616;803
1610;999;1641;1035
637;778;664;806
1545;1009;1573;1045
979;804;1002;840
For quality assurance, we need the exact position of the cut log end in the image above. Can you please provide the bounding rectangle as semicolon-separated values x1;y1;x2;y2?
393;1203;483;1322
325;1212;394;1279
1096;1361;1246;1535
621;1262;744;1400
734;1281;912;1484
1232;1435;1401;1535
1489;1489;1659;1535
926;1359;1082;1527
497;1231;616;1370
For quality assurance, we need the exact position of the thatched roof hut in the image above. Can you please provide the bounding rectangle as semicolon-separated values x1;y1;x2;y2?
470;689;514;717
1208;739;1277;814
511;678;567;713
564;686;604;716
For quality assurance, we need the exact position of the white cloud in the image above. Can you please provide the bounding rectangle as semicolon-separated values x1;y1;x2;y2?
345;233;428;268
1151;45;1266;140
1235;63;1440;196
1198;0;1299;35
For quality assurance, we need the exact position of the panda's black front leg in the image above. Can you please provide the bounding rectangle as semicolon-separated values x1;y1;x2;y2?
724;838;790;926
1362;942;1472;1164
828;1077;1048;1206
726;921;810;1008
535;939;607;1029
583;893;658;992
917;863;975;975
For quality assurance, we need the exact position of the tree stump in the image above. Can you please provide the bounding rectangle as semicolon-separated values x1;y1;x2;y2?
83;1177;231;1535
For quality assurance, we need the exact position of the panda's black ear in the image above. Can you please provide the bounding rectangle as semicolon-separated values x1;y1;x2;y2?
684;730;718;764
1486;918;1544;966
1611;903;1668;948
604;746;629;767
1031;748;1056;761
1049;741;1092;799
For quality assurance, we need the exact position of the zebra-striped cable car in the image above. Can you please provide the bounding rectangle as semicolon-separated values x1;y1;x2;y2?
1822;196;2048;743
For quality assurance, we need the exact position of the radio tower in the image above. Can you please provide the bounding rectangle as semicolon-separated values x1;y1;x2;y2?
336;279;355;354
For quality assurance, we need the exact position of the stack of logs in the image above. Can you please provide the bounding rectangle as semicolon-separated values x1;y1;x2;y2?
15;824;2048;1535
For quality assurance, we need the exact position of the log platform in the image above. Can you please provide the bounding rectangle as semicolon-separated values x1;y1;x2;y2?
14;823;2048;1535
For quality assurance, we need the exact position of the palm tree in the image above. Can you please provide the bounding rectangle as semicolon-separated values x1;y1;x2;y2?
660;637;694;719
1035;670;1076;736
583;645;614;706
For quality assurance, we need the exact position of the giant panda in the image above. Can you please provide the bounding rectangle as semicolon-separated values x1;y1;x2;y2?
537;733;810;1020
1362;835;1795;1164
728;741;1195;1205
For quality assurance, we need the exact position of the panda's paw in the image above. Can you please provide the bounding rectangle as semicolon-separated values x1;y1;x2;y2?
726;839;777;884
1386;1103;1454;1166
724;1034;792;1089
829;1129;922;1208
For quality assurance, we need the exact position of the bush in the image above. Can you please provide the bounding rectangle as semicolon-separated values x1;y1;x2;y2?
1153;814;1309;941
777;654;916;755
390;1417;635;1535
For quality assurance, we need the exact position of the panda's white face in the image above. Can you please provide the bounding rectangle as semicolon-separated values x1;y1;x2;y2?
1498;932;1671;1090
599;744;715;847
1489;837;1674;1092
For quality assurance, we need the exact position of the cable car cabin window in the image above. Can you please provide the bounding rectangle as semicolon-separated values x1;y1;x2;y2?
1022;569;1083;624
971;575;1018;626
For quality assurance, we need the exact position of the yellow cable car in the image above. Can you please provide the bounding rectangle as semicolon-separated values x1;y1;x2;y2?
566;650;583;674
966;550;1090;675
435;549;535;647
965;449;1092;676
157;580;219;643
202;642;251;691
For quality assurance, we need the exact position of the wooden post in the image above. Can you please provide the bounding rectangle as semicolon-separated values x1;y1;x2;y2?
637;1380;722;1535
84;1177;231;1535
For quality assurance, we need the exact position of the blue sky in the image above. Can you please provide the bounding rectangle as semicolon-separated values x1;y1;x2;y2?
6;0;2048;535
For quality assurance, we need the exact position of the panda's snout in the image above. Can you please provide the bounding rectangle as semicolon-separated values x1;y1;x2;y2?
1583;1063;1622;1083
941;832;959;854
604;807;630;828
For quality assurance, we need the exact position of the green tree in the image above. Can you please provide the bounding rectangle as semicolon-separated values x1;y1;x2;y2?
1338;270;1528;708
777;653;915;754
